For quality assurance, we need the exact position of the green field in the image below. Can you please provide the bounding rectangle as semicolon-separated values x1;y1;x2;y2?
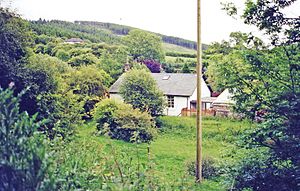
54;116;253;190
163;43;196;54
165;56;196;64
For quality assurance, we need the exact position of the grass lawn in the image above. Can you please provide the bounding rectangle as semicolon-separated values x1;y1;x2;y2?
57;116;253;190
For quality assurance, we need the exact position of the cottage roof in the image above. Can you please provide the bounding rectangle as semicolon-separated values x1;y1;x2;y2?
65;38;84;43
109;73;208;97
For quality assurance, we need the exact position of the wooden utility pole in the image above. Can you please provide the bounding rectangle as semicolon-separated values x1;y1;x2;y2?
196;0;203;183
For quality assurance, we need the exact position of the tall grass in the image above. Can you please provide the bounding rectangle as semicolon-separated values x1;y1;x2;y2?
51;116;253;190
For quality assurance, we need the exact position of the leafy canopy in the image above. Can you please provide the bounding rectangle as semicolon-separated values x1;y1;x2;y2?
217;1;300;190
0;87;54;190
120;69;165;117
123;29;165;62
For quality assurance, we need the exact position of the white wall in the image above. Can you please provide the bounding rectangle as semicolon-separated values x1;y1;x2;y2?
187;80;211;109
165;96;189;116
110;79;211;116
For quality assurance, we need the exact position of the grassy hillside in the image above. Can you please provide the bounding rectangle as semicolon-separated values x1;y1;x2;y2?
163;43;196;54
30;19;206;54
54;116;253;190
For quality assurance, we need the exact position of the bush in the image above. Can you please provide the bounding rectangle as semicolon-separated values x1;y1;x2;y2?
68;65;112;119
142;59;161;73
94;99;157;143
229;149;298;191
0;87;54;190
37;92;84;140
186;157;220;179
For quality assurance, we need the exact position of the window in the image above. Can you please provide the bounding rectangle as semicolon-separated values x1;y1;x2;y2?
167;95;174;108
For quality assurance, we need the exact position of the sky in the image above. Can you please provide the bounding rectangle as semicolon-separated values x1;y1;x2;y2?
2;0;299;44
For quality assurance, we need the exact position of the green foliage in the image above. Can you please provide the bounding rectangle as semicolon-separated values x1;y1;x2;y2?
23;54;72;114
74;20;199;50
228;148;298;191
68;65;112;118
0;7;31;93
98;49;126;81
55;116;251;190
31;20;121;44
25;54;83;139
34;34;54;45
166;51;197;58
68;53;99;67
55;49;70;61
162;62;176;73
182;63;191;73
0;87;54;190
205;32;264;92
217;1;300;190
69;65;111;96
37;92;84;140
124;29;165;62
120;69;165;117
242;0;300;45
186;157;220;179
206;39;300;191
94;99;157;143
164;56;196;73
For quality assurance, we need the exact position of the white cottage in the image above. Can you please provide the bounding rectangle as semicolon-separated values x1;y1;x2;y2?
212;88;235;116
109;73;211;116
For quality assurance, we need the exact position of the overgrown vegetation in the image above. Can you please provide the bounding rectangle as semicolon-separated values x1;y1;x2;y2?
94;99;157;143
0;88;54;190
208;1;300;190
51;116;252;190
1;0;299;189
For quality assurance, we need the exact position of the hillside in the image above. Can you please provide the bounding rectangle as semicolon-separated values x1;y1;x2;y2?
30;19;207;54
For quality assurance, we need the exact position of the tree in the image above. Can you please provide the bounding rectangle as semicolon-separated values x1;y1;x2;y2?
242;0;300;45
0;87;54;190
120;69;165;117
68;53;99;67
99;49;125;81
123;29;165;62
0;7;31;92
25;54;83;139
142;59;161;73
68;65;112;117
218;1;300;190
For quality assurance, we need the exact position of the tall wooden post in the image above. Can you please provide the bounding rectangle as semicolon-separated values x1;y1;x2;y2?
195;0;203;183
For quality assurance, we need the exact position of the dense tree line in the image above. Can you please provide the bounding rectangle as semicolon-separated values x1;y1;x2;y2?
31;19;122;44
73;20;205;50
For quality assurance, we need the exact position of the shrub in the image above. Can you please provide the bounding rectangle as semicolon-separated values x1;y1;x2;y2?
142;59;161;73
68;65;112;119
0;87;54;190
228;149;298;191
94;99;157;143
186;157;220;179
37;92;84;140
